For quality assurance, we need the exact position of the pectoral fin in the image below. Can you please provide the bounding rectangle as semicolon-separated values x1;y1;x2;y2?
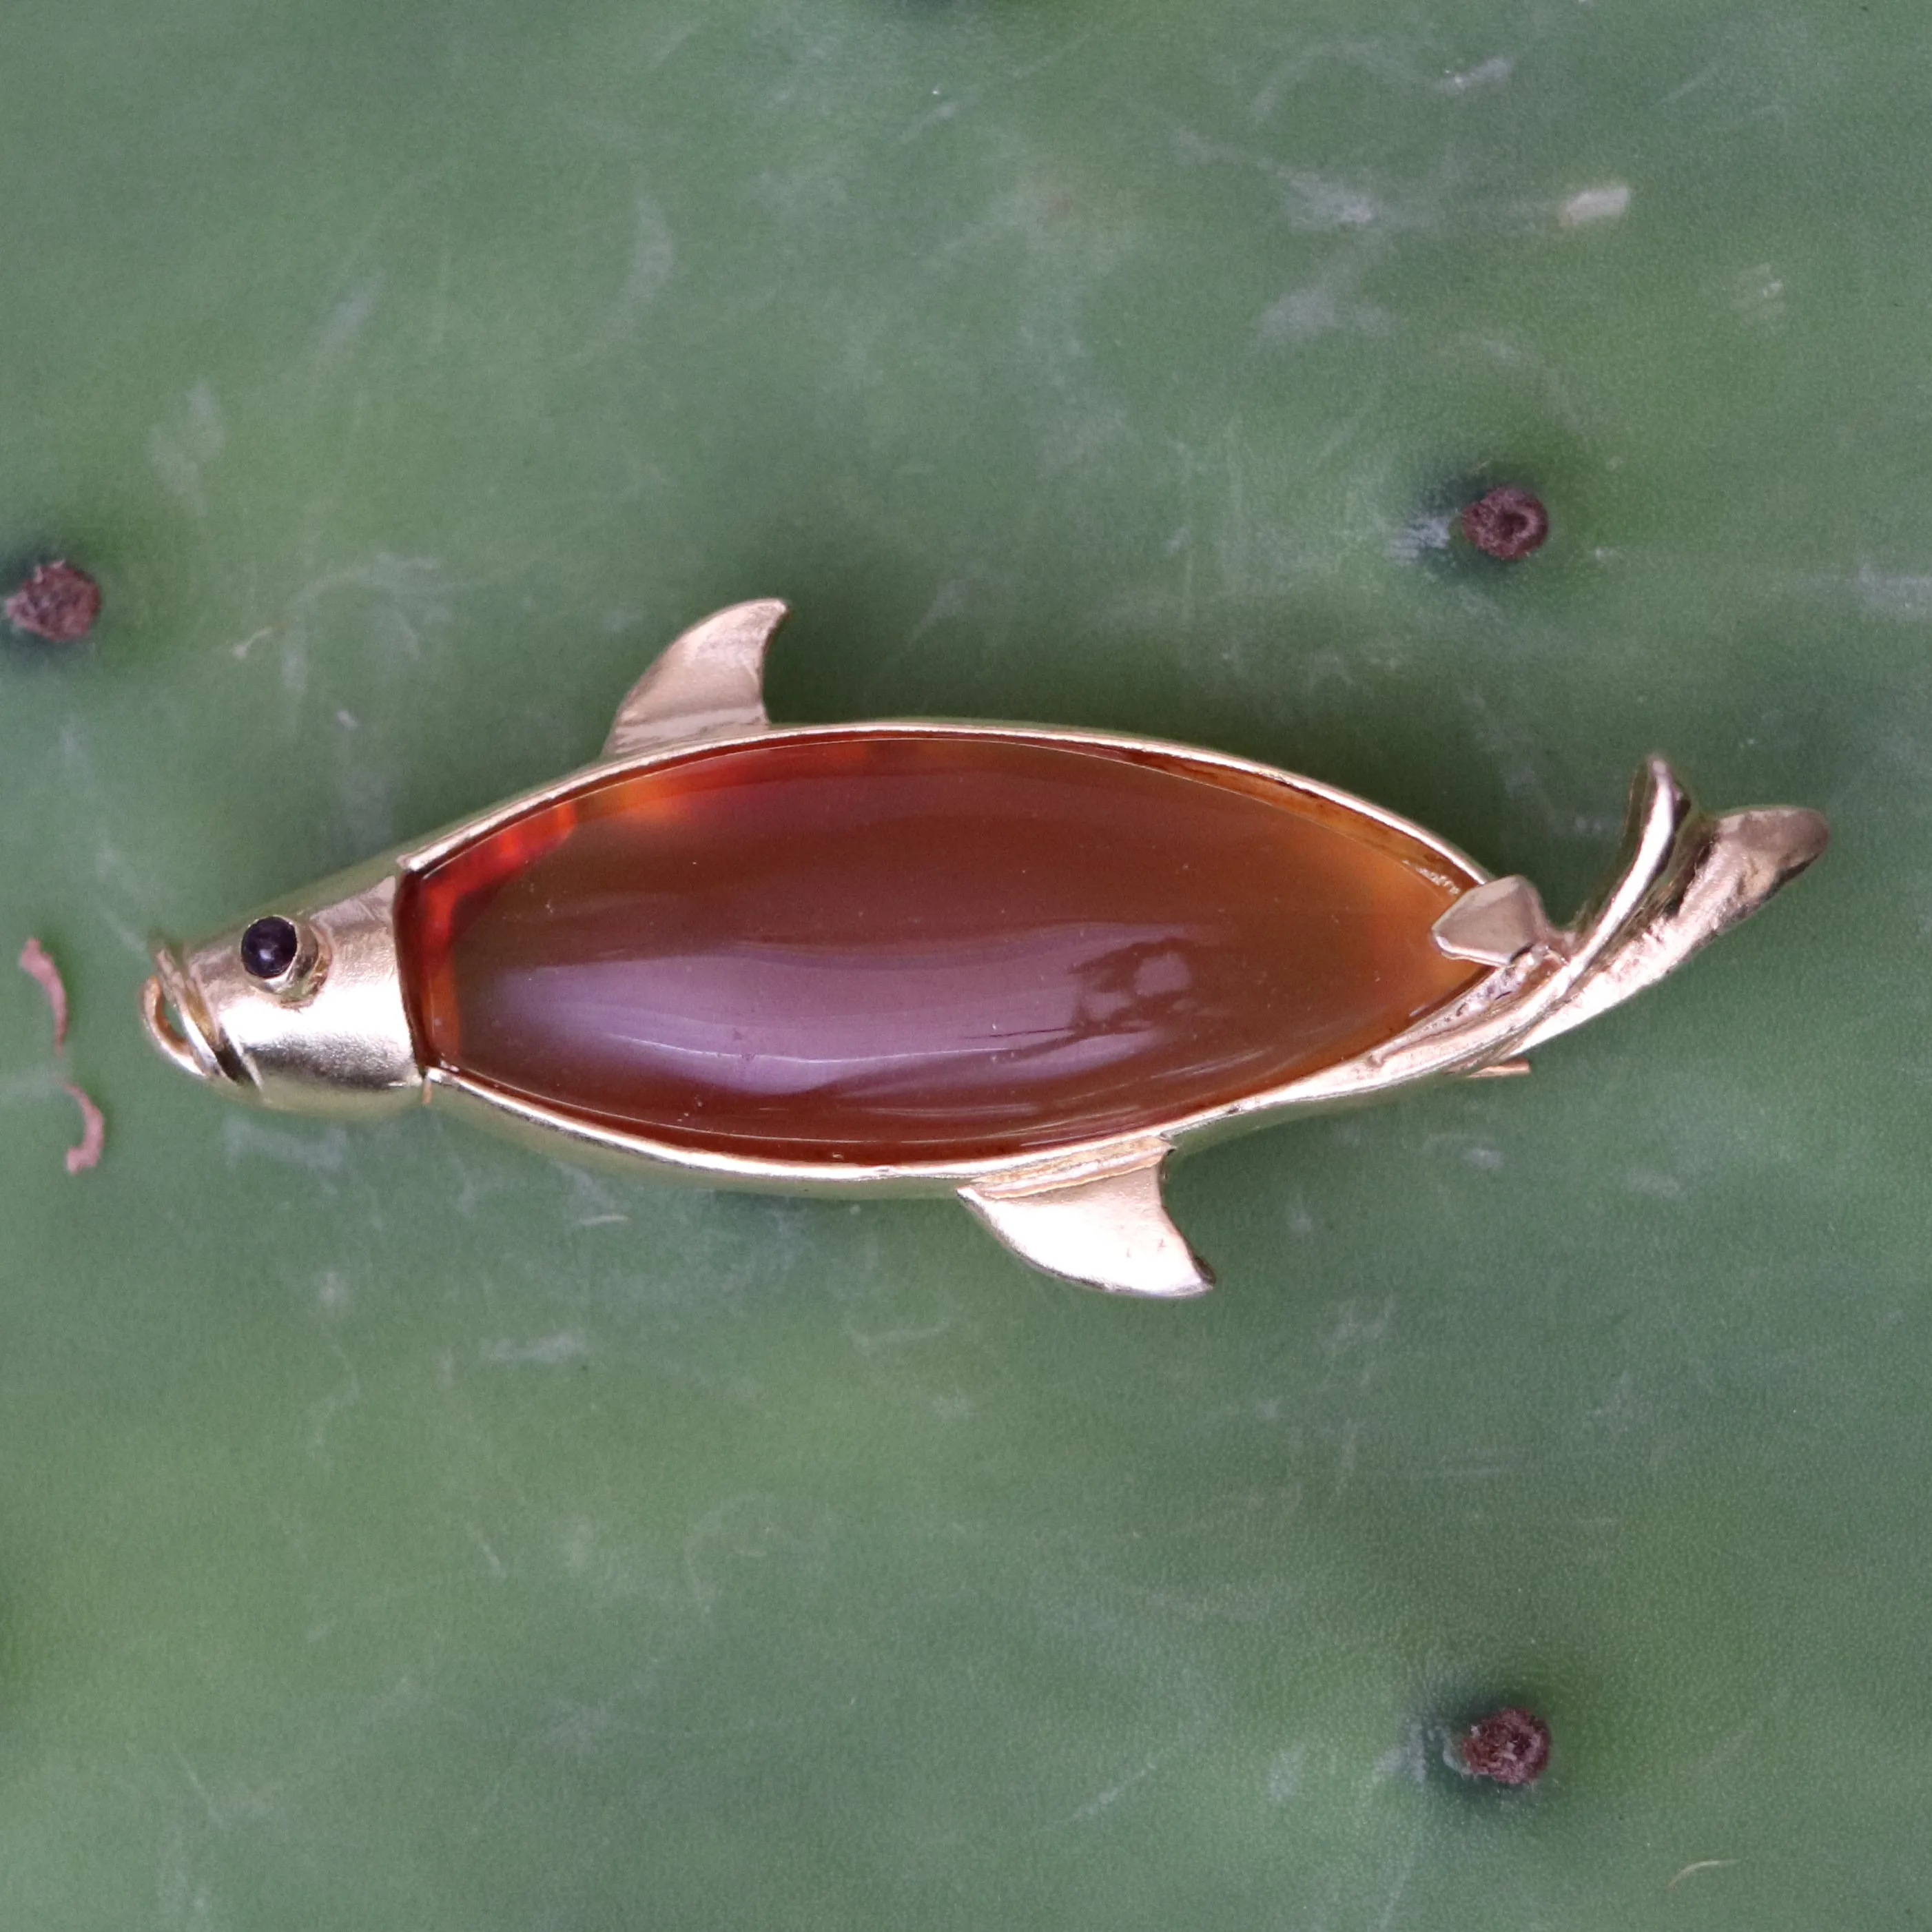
960;1149;1213;1297
1433;875;1556;966
604;599;788;758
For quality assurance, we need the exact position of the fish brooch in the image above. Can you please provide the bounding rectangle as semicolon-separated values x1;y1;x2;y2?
143;599;1827;1295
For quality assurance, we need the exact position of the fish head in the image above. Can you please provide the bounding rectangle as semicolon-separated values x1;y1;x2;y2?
141;858;422;1116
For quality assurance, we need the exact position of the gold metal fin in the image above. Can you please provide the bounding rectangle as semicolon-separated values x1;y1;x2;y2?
1514;796;1829;1053
602;599;789;759
1432;876;1556;966
959;1146;1213;1297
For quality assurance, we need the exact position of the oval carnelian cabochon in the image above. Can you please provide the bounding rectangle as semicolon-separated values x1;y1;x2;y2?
396;731;1486;1165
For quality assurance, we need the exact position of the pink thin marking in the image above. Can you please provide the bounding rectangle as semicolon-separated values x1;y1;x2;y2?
18;936;69;1049
60;1081;105;1174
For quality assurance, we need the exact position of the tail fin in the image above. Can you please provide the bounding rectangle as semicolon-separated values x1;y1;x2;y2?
1515;773;1827;1054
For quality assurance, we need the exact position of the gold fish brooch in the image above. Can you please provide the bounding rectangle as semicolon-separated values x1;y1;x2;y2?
143;600;1827;1295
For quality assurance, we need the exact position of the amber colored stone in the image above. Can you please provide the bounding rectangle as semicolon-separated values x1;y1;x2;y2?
398;732;1484;1165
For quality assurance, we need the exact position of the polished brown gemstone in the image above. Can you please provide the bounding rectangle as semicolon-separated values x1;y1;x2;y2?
397;731;1484;1165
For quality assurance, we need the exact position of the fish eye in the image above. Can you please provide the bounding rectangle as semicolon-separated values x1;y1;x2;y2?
238;915;326;998
240;916;300;980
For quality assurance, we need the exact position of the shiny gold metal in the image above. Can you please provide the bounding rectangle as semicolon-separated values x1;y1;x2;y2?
143;599;1828;1295
960;1143;1213;1299
601;596;785;757
143;859;420;1118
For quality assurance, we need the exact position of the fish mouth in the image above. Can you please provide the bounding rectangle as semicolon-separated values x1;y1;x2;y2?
141;943;247;1089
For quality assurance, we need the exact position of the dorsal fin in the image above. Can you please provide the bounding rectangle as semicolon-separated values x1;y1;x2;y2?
959;1147;1213;1297
603;599;788;759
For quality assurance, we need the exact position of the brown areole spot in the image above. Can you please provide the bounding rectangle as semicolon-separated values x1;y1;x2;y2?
1459;1707;1551;1785
5;561;101;641
1461;489;1550;562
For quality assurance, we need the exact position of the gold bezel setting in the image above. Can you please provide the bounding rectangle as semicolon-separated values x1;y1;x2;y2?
245;916;329;1003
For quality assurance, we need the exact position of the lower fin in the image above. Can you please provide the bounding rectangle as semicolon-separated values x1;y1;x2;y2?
959;1149;1213;1297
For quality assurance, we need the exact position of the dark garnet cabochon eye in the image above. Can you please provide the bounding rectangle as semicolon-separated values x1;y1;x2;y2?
240;916;300;980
